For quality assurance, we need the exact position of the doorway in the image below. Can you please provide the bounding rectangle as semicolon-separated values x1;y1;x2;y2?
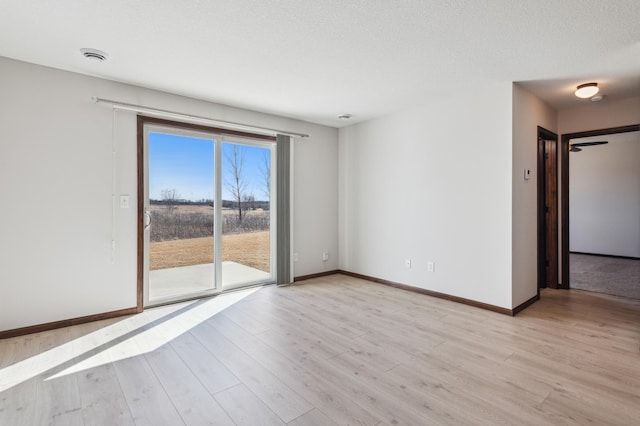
537;127;559;289
561;124;640;295
138;116;276;307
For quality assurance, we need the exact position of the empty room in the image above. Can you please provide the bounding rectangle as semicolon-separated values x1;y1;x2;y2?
1;1;639;425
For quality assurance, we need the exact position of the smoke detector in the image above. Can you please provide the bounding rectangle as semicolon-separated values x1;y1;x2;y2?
80;48;109;63
337;113;352;120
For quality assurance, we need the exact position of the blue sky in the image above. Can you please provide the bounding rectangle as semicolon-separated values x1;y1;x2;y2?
149;132;271;202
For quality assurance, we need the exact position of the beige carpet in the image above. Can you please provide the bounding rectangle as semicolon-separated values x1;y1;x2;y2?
570;253;640;300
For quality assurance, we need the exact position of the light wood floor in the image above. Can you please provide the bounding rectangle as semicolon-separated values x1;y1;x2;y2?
1;274;639;425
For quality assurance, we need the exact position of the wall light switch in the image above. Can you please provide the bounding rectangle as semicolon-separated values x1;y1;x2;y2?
524;169;532;181
120;195;130;209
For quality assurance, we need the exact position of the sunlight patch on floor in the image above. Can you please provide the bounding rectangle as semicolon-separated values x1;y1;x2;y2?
0;287;258;392
46;287;259;380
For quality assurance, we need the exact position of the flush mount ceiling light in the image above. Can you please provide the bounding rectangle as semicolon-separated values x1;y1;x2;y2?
80;48;109;63
575;82;599;99
337;113;352;120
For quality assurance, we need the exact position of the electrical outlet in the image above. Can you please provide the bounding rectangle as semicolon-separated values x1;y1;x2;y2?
120;195;130;209
404;259;412;269
427;262;435;272
293;253;299;262
322;252;329;261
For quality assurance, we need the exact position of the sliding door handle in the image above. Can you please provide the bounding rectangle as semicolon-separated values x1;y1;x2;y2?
144;209;152;231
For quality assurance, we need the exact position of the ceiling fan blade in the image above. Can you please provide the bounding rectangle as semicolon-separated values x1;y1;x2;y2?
570;141;608;147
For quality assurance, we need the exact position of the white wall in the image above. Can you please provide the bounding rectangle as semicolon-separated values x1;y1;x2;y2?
339;82;514;309
0;57;339;332
511;84;557;306
559;96;640;135
569;132;640;257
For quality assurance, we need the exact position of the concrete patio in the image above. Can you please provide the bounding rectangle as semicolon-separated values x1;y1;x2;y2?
149;261;271;301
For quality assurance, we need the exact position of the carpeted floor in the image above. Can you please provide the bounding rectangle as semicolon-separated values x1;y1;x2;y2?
570;253;640;300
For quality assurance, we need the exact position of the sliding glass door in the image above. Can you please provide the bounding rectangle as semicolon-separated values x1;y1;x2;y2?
142;120;275;306
221;141;274;290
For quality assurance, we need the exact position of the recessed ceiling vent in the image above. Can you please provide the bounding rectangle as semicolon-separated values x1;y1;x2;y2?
80;48;108;62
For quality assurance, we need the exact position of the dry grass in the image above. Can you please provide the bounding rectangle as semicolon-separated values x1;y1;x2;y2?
150;204;213;214
150;231;270;272
149;204;270;242
150;204;268;216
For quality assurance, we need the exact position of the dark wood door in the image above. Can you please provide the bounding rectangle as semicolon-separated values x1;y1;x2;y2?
538;128;559;290
543;140;558;288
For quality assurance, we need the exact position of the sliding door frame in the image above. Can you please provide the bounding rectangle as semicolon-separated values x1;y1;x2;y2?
218;136;279;291
136;115;276;310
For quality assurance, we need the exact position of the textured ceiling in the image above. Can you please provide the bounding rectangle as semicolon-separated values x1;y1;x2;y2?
1;0;639;127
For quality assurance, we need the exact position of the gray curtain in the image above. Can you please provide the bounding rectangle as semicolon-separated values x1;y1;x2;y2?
276;134;291;284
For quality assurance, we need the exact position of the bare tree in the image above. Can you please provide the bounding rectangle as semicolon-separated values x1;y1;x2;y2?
259;151;271;201
160;188;180;213
224;144;247;222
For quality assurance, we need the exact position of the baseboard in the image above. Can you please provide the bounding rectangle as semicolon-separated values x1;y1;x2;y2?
0;306;139;339
570;251;640;261
1;268;538;338
294;270;340;282
338;270;518;316
512;294;539;315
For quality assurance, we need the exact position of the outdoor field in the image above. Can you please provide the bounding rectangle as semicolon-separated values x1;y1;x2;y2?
149;204;270;272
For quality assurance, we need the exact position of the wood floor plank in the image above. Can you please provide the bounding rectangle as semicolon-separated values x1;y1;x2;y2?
422;340;553;403
392;355;557;425
265;287;370;339
218;303;275;335
240;298;360;354
33;328;84;426
0;377;38;426
538;389;624;426
230;331;381;426
226;293;419;375
288;408;337;426
240;289;429;370
301;351;459;425
191;322;314;423
340;346;542;425
0;334;41;426
61;321;135;426
255;326;347;362
211;307;351;364
113;353;185;425
207;314;256;343
277;283;447;358
78;363;134;426
505;350;640;417
214;383;286;426
515;306;640;353
169;331;240;395
0;333;40;368
145;342;235;425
